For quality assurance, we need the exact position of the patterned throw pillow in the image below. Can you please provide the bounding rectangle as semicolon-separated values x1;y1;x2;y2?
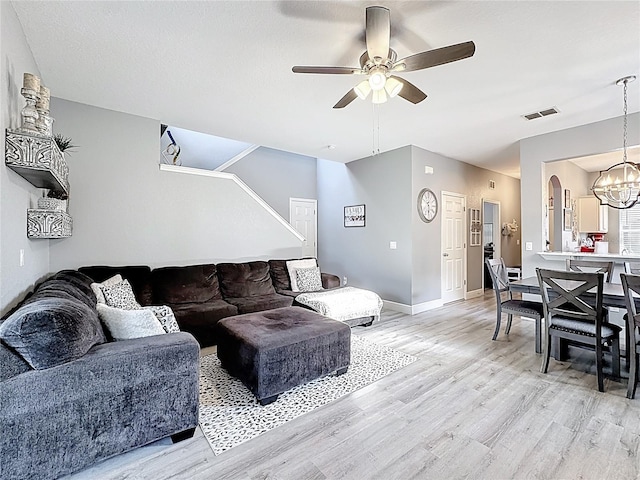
286;258;317;292
101;279;141;310
90;274;123;305
143;305;180;333
295;267;323;292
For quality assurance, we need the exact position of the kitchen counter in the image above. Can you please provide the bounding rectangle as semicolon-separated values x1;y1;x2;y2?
537;251;640;262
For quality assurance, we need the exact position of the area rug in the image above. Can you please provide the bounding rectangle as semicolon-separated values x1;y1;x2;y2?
199;335;417;455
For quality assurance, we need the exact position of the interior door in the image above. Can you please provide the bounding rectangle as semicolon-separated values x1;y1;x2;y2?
441;193;466;303
290;198;317;257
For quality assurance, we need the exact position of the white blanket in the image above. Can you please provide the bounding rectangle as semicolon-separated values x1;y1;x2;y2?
295;287;383;322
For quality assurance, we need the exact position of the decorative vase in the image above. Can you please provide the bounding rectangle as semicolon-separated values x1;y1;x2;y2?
38;197;67;212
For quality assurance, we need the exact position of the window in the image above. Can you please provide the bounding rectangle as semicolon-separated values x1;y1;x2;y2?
620;205;640;253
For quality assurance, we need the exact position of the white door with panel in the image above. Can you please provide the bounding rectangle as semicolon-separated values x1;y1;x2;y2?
441;193;466;303
290;198;317;257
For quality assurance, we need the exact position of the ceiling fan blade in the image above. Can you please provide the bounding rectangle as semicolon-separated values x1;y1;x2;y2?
333;89;358;109
365;6;390;62
394;41;476;72
391;76;427;104
292;66;363;74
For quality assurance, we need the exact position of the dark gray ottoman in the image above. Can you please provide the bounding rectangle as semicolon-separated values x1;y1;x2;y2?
216;306;351;405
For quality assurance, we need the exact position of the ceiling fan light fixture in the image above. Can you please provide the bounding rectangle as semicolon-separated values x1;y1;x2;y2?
354;80;372;100
368;69;387;91
372;89;388;104
385;76;403;98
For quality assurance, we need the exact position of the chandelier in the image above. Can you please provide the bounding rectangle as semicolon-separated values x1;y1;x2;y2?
592;75;638;209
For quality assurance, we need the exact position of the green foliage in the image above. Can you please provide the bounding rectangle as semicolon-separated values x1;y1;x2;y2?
53;133;77;153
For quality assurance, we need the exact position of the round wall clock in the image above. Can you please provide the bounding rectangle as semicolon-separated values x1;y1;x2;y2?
418;188;438;223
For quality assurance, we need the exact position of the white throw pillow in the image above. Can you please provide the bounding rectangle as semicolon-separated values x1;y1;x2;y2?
90;274;123;305
296;266;323;292
286;258;317;292
101;279;142;310
97;304;165;340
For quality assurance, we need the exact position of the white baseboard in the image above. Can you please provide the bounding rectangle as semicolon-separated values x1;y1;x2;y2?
383;298;444;315
465;288;484;299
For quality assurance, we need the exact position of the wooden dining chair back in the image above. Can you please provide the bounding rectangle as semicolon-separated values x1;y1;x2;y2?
486;258;543;352
620;273;640;398
536;268;621;392
566;259;614;283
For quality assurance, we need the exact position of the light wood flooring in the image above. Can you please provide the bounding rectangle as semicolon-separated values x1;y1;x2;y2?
66;292;640;479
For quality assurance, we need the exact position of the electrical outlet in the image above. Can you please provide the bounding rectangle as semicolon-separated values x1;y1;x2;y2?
516;239;520;245
343;276;347;286
19;249;25;267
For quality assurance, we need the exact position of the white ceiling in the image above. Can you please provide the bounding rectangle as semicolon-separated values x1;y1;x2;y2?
12;1;640;178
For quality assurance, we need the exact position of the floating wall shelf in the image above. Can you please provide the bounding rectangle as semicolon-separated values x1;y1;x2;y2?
27;209;72;239
5;129;69;193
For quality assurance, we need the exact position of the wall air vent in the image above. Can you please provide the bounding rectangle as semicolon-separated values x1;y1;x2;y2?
523;107;559;120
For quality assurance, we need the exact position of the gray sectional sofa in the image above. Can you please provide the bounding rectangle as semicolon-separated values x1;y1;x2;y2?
0;270;200;480
79;258;341;347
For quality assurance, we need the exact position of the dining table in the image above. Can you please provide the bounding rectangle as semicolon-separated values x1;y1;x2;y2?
509;276;631;362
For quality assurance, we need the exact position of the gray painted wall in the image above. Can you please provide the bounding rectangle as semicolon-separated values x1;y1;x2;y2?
520;113;640;277
49;98;303;271
317;147;413;304
317;145;521;307
225;146;317;220
411;146;521;300
1;3;51;315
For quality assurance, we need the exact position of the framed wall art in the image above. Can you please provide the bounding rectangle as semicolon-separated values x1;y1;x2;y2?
344;204;365;227
564;208;572;231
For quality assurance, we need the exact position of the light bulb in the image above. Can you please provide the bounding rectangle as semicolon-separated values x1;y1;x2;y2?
384;76;403;98
354;80;371;100
368;69;387;91
372;89;387;104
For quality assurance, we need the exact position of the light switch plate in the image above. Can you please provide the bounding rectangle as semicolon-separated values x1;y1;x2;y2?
390;241;397;249
525;242;533;251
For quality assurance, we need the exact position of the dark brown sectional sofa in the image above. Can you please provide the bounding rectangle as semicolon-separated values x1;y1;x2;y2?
79;259;341;347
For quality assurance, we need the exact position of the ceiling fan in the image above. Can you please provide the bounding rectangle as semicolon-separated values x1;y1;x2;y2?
292;6;476;108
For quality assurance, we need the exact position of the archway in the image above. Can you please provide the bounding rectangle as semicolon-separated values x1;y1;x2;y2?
548;175;562;251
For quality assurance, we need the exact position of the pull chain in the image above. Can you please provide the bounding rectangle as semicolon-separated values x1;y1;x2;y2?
371;103;381;156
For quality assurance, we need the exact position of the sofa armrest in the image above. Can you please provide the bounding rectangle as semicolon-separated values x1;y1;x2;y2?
0;332;200;480
321;273;341;289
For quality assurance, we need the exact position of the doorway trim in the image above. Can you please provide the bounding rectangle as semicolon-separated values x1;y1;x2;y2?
482;199;501;289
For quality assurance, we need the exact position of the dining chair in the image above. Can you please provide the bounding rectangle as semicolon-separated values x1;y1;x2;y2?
536;268;621;392
486;258;544;352
620;273;640;399
624;262;640;275
566;259;614;283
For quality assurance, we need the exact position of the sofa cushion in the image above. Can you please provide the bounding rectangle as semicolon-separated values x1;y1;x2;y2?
0;298;106;370
224;293;293;314
0;341;31;381
27;279;96;310
217;261;276;298
50;270;97;304
268;258;316;292
151;264;222;304
79;266;153;305
169;300;238;347
97;304;166;340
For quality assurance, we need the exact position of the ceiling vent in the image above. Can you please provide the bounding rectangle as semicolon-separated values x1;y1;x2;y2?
523;107;559;120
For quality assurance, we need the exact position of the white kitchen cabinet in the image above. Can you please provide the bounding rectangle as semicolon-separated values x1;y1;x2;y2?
578;196;608;233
